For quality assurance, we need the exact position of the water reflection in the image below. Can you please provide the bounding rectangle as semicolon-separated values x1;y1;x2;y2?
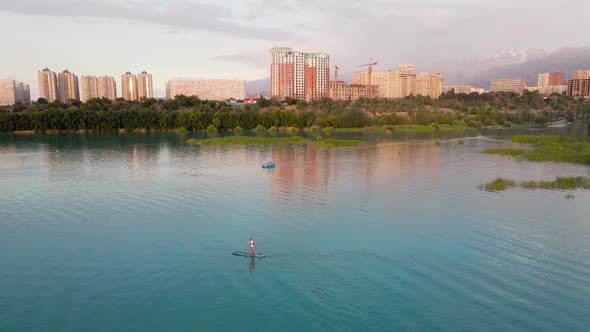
249;257;255;273
265;140;443;214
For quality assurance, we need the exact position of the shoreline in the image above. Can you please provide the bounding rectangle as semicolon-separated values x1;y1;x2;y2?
3;123;580;135
1;124;499;135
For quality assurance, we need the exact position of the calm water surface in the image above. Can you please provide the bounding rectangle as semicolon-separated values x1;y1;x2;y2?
1;129;589;331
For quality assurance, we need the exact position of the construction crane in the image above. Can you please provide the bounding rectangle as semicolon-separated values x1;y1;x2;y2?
334;65;340;82
358;59;378;98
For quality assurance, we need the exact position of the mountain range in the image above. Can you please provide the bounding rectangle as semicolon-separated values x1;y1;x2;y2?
246;46;590;96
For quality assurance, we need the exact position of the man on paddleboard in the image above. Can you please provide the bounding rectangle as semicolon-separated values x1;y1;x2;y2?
249;238;255;255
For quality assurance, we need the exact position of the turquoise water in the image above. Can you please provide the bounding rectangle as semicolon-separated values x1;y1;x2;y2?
1;131;590;331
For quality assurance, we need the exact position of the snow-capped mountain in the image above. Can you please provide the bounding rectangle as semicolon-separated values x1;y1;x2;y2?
444;47;590;89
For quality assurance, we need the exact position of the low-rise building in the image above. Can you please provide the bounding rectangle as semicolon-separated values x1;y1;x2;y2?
328;81;350;100
490;78;527;94
567;79;590;97
166;78;246;100
329;81;376;100
443;85;472;94
545;85;567;95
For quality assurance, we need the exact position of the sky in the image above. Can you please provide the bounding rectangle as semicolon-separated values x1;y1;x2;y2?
1;0;590;98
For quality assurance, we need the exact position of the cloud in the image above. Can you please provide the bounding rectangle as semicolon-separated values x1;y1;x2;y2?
213;51;269;67
0;0;295;41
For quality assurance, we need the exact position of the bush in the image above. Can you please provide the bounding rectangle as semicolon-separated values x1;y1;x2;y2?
467;120;482;129
268;126;278;133
323;127;334;136
177;126;187;134
206;124;217;133
253;124;266;133
458;138;465;145
430;122;440;131
234;126;243;134
480;178;516;191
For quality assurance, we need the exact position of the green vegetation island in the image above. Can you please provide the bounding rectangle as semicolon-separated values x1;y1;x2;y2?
1;91;589;133
480;135;590;196
482;135;590;163
481;176;590;192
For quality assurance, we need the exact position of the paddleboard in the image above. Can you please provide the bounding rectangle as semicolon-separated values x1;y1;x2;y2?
232;250;266;258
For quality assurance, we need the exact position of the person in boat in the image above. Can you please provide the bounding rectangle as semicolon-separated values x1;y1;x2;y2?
249;238;255;255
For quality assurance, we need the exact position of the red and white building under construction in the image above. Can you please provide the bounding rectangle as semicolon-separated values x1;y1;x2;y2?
270;47;330;101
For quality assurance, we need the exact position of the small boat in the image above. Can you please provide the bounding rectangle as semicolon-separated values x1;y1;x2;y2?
262;162;275;169
232;250;266;258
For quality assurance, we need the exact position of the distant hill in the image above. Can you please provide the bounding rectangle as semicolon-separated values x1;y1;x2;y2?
247;47;590;94
444;47;590;89
246;78;270;97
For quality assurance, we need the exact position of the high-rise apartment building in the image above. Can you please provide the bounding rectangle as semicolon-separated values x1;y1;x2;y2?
416;72;443;98
270;47;329;101
121;72;138;101
57;69;80;102
567;79;590;97
137;71;153;99
81;76;117;102
573;70;590;80
538;73;550;91
0;79;31;106
166;78;246;100
80;76;98;102
490;78;527;94
97;76;117;101
38;67;58;102
393;64;417;99
538;72;566;94
353;66;391;99
351;70;389;98
548;72;565;86
353;64;420;99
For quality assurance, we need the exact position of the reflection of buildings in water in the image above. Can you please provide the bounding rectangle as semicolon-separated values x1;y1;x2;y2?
128;143;160;176
270;145;332;211
370;141;442;181
42;143;87;182
269;142;442;209
0;146;19;172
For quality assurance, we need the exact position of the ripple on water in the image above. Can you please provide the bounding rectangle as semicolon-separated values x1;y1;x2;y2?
1;132;590;331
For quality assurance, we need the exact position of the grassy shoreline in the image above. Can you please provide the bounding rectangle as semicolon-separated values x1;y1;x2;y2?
187;136;307;145
332;124;473;132
3;124;478;135
187;136;365;147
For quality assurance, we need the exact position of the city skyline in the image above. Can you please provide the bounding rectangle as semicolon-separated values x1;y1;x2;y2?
2;1;590;98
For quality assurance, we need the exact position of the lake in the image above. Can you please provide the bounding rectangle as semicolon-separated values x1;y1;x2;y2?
1;129;589;331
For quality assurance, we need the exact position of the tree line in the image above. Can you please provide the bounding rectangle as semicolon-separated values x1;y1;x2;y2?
1;92;588;133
